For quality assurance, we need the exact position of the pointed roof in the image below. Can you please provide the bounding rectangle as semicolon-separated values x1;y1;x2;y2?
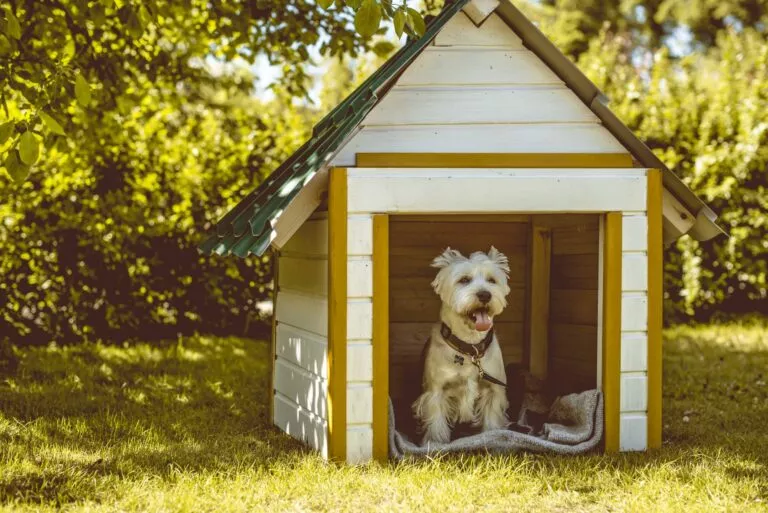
200;0;724;258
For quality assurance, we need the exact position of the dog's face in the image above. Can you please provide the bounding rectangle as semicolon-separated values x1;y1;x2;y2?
431;247;511;332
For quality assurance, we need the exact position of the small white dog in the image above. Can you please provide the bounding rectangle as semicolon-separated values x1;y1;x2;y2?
413;247;512;445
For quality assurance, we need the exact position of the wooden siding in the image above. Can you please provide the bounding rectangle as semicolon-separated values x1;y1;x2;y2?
545;215;599;395
274;217;329;456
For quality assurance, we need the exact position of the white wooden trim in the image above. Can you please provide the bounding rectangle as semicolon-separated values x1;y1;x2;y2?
620;374;648;412
275;290;327;337
363;87;598;126
621;333;648;372
272;168;329;250
622;215;648;252
274;394;328;458
462;0;500;25
662;188;695;242
347;342;373;382
348;215;373;256
280;218;328;257
278;256;327;296
346;426;373;464
434;12;522;47
620;413;648;451
274;358;328;418
348;257;373;298
622;253;648;292
276;323;328;379
347;169;648;214
347;384;373;424
348;299;373;340
397;49;563;86
332;124;627;166
620;293;648;333
596;215;604;388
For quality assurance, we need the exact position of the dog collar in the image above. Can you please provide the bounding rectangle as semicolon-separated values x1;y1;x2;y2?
440;322;494;358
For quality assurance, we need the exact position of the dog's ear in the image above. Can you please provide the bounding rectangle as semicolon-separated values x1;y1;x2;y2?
488;246;510;275
432;247;464;268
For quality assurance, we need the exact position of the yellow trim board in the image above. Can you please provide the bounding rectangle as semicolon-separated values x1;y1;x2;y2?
372;215;390;462
328;168;347;462
269;250;279;426
647;170;663;449
356;153;635;168
602;212;622;453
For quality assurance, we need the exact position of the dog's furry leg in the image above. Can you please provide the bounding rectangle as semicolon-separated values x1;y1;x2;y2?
475;384;509;432
456;378;478;424
413;389;452;444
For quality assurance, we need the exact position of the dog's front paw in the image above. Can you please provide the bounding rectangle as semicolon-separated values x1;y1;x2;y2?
422;424;452;445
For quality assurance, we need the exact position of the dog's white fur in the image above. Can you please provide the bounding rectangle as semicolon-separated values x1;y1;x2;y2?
413;247;512;444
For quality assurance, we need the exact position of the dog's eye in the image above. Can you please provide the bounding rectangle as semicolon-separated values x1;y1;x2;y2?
487;277;497;284
457;276;471;285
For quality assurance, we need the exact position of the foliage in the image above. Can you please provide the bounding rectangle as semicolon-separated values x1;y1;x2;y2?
1;326;767;510
575;27;767;320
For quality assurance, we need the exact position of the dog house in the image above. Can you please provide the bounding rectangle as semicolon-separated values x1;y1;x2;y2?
200;0;724;463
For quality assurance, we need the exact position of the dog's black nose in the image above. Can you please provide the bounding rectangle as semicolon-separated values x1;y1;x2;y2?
476;290;491;304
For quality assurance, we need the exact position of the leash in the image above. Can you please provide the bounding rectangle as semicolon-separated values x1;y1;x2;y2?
440;323;507;388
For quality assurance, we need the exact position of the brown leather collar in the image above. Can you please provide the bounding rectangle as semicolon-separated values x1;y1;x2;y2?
440;322;494;358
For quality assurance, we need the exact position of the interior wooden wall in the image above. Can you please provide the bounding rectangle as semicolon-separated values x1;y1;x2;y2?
388;215;530;407
544;215;600;395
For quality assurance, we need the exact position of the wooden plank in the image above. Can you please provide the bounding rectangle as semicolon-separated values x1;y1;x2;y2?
347;384;373;424
434;12;522;47
372;215;389;462
552;225;599;255
392;214;531;223
270;255;278;427
274;358;328;418
550;289;598;325
334;125;628;165
328;167;347;462
549;324;597;362
662;187;695;242
347;168;648;214
551;254;598;290
390;288;525;323
528;224;551;379
274;394;328;458
276;323;328;379
622;215;647;252
347;426;373;464
621;333;648;373
462;0;500;25
348;343;372;382
348;258;373;298
364;87;598;126
620;413;648;452
622;253;648;293
621;294;648;333
275;291;328;337
281;218;328;257
355;153;633;168
272;167;329;251
278;256;327;297
602;213;623;453
647;169;663;449
397;49;563;86
621;374;648;412
348;300;373;340
348;215;373;256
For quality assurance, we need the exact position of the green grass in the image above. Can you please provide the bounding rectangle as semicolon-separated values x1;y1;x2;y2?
1;324;767;512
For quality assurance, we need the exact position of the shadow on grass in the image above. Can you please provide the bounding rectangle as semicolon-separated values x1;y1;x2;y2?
1;325;766;506
0;336;309;505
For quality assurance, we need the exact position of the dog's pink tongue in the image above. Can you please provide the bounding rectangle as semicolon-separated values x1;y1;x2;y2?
474;311;493;332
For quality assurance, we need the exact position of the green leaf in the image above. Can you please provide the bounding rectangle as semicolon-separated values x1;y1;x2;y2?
3;149;30;182
372;40;395;57
5;9;21;40
75;74;92;107
40;112;66;136
347;0;362;9
406;8;426;37
354;0;381;39
393;9;406;38
0;121;14;144
318;0;334;9
18;132;39;165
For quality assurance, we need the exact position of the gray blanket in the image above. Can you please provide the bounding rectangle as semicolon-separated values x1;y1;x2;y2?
389;389;603;459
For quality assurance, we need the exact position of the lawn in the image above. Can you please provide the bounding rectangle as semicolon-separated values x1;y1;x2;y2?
1;324;767;512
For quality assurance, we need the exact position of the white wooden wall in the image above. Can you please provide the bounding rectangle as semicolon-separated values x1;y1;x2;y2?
274;215;330;458
331;11;627;167
346;215;375;463
619;211;650;451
